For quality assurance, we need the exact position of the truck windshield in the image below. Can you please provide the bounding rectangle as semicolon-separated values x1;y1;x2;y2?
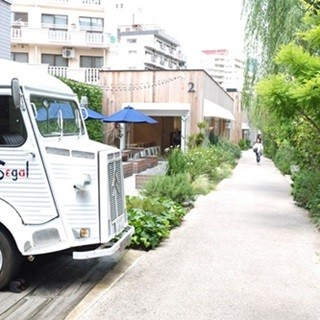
31;95;85;137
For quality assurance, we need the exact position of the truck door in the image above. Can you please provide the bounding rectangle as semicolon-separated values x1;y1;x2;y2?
0;93;58;225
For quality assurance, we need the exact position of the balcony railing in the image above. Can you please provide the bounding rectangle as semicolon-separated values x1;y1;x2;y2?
48;66;100;84
48;30;70;42
85;33;105;45
12;0;101;6
85;68;100;84
12;21;28;27
48;66;68;78
11;28;110;48
82;0;101;4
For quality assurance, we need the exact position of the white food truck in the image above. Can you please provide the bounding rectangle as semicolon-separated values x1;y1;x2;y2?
0;59;134;290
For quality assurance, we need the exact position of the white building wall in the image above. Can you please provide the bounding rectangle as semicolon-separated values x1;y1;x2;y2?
200;49;244;91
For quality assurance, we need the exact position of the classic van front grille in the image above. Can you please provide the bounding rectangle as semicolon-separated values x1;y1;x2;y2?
107;159;125;222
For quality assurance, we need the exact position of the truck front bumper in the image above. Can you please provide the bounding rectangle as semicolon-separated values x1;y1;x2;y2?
72;225;135;260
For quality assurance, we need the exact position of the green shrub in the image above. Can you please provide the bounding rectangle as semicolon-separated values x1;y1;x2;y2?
291;169;320;209
166;147;188;175
274;141;296;175
215;163;234;181
165;144;238;189
308;189;320;227
191;174;212;195
126;196;186;250
187;121;207;148
141;173;195;204
238;139;251;150
127;207;170;250
185;147;221;181
216;139;241;160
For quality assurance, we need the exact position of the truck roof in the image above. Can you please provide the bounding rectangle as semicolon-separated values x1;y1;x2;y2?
0;58;74;96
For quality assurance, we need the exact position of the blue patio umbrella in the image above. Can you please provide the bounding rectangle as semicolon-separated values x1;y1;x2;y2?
81;108;104;120
36;103;74;121
102;106;157;124
103;106;157;150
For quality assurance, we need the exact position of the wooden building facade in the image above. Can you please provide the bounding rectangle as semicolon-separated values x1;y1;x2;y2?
100;69;242;152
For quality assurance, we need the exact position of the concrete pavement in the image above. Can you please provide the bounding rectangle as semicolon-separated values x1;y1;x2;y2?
67;150;320;320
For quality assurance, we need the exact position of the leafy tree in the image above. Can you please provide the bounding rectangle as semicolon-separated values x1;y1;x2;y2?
242;0;305;134
255;3;320;168
243;0;304;77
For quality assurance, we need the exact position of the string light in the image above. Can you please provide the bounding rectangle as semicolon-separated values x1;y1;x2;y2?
103;76;183;92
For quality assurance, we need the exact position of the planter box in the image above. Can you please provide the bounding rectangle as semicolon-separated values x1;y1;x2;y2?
135;161;167;189
127;158;149;173
122;162;133;178
135;174;155;189
144;156;158;168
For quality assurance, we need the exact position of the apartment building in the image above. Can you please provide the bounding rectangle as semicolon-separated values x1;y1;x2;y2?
11;0;113;84
200;49;244;91
107;24;186;70
10;0;187;84
0;0;12;59
199;49;250;141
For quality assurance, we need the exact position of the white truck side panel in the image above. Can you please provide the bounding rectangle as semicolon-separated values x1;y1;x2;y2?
0;148;58;224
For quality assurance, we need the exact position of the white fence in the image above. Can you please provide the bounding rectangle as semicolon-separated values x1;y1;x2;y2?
48;66;100;84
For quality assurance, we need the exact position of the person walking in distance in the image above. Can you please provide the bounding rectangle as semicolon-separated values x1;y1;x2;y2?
253;138;264;164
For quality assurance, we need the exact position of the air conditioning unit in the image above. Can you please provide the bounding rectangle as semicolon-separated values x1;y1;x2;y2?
62;48;75;59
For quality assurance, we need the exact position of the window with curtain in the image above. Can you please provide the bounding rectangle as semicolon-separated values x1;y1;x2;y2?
80;56;103;68
79;17;104;31
41;14;68;29
11;52;28;63
41;54;68;67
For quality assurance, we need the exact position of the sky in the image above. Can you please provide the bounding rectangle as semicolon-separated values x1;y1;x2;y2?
138;0;245;65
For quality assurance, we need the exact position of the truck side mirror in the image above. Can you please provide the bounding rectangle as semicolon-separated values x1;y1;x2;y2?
11;78;21;108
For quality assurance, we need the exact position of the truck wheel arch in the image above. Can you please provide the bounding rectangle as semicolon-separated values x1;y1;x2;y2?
0;200;25;254
0;225;22;290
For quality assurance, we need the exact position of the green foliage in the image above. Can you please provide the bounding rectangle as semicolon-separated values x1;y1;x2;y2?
308;189;320;227
256;74;297;119
242;0;304;115
165;147;188;175
185;147;221;181
238;139;251;150
242;0;307;161
191;174;212;195
216;139;242;160
141;173;195;204
290;119;320;170
273;140;297;174
167;143;239;184
59;78;104;143
215;163;234;181
291;169;320;209
251;6;320;235
187;121;207;148
126;196;186;250
127;207;170;250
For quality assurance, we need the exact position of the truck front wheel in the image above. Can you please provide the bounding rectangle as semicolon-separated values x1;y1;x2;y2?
0;229;21;290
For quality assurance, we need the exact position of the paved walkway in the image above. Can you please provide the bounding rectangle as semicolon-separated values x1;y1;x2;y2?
69;150;320;320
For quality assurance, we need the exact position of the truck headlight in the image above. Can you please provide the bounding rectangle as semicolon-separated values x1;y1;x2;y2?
72;228;90;238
